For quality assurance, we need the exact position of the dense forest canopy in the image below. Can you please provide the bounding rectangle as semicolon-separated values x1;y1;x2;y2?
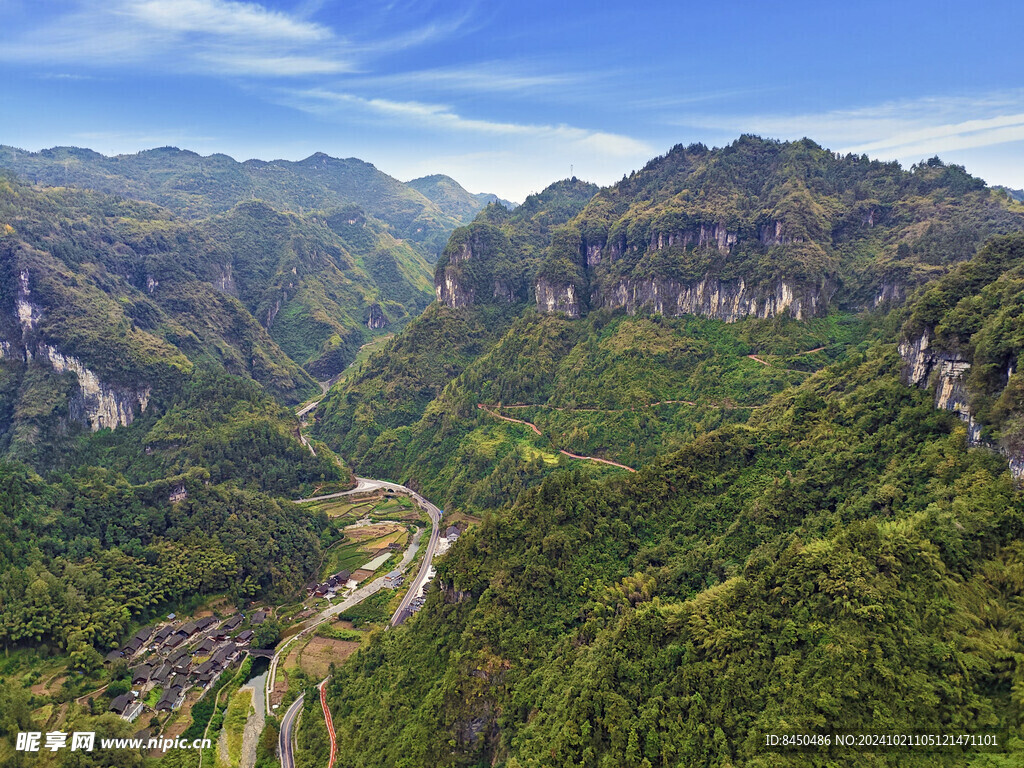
1;135;1023;767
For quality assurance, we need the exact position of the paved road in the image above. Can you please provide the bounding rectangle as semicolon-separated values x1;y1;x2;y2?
272;476;442;768
278;692;303;768
269;478;441;716
319;680;337;768
389;488;441;626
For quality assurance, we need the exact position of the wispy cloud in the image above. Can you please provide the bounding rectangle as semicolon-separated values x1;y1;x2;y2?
341;62;582;94
289;88;653;157
125;0;330;40
673;91;1024;163
0;0;462;78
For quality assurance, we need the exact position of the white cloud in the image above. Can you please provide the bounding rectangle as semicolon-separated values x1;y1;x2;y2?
291;88;653;156
342;63;581;94
842;112;1024;157
0;0;348;77
125;0;330;40
198;52;353;76
674;91;1024;163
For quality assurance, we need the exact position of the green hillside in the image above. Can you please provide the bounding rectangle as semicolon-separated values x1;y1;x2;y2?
407;173;516;222
314;141;1024;512
306;144;1024;766
0;145;482;257
316;321;1024;768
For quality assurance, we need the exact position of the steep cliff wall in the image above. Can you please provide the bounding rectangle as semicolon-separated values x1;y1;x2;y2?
900;329;1020;480
367;303;389;329
436;268;476;308
434;223;522;309
593;276;831;322
6;269;151;431
534;278;581;318
33;344;151;430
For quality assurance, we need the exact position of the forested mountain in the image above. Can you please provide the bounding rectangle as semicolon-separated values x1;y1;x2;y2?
306;139;1024;766
438;137;1024;318
407;174;516;222
322;339;1024;767
314;178;602;491
314;138;1024;508
3;130;1024;767
0;141;497;665
0;145;503;258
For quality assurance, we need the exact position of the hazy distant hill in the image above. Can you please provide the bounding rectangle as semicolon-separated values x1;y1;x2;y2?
0;145;496;258
996;184;1024;202
407;173;516;223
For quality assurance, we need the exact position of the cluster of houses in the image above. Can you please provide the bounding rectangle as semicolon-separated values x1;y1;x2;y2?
307;570;352;599
104;609;269;719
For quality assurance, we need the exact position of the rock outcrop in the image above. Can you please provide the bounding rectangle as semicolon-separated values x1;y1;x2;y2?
436;239;477;308
6;269;151;431
436;270;475;308
434;224;520;309
874;280;905;307
367;303;388;329
537;218;835;320
535;279;581;318
900;329;1021;480
594;276;830;322
34;344;151;431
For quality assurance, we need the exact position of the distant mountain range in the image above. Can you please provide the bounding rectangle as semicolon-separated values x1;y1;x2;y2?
0;145;508;258
407;173;517;221
0;145;504;468
996;184;1024;202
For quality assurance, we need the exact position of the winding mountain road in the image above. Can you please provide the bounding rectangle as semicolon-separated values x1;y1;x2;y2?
477;404;637;472
319;680;337;768
272;476;442;768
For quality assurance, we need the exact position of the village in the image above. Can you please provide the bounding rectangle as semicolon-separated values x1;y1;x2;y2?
98;485;467;736
103;608;271;722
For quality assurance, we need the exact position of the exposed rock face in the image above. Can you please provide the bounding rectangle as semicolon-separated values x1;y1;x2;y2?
646;223;739;253
436;241;477;308
266;297;282;327
8;270;151;431
874;280;905;307
436;271;475;308
540;223;837;320
594;277;829;322
35;344;151;431
492;280;516;304
535;279;581;318
214;263;237;296
16;270;41;331
900;329;1020;480
367;303;388;329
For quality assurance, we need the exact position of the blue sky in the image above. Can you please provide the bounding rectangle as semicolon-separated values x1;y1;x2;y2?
1;0;1023;201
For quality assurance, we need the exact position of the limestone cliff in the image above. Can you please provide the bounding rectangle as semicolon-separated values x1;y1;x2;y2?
593;276;831;322
5;269;151;431
899;329;1020;480
534;278;581;318
35;344;151;430
367;303;388;329
434;222;521;309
